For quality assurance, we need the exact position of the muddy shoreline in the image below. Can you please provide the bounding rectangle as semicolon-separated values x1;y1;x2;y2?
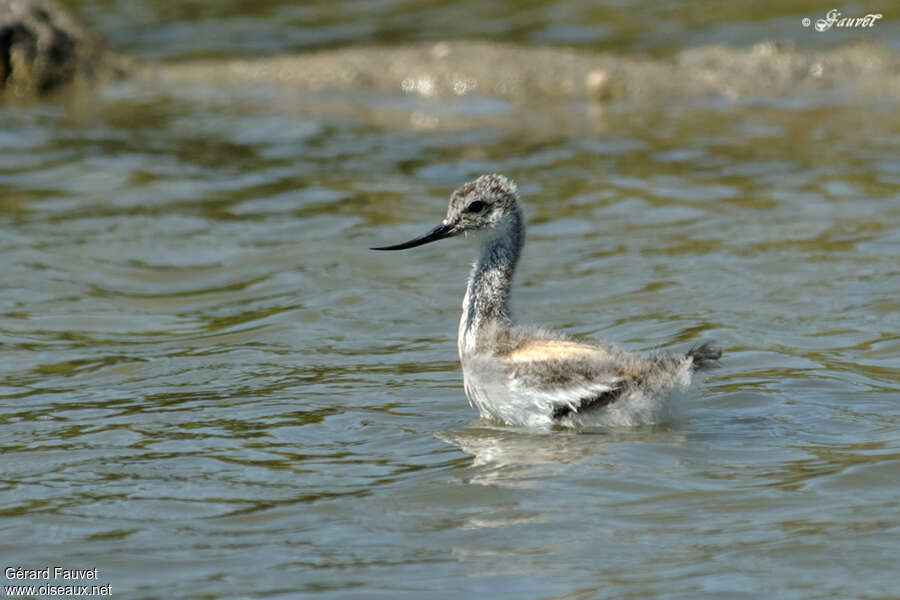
2;0;898;104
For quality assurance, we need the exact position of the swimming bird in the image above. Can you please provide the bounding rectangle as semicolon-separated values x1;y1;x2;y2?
372;174;721;428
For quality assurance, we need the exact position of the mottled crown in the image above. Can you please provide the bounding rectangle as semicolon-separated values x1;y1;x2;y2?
445;173;522;235
453;174;518;202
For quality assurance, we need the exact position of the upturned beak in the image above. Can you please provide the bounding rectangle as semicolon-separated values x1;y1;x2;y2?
370;222;457;251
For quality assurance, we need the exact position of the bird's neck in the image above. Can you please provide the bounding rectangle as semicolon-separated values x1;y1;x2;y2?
458;213;524;356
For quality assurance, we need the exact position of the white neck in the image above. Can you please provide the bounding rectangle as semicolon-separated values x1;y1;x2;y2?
457;214;524;358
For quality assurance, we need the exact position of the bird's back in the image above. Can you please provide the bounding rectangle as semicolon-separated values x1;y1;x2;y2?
461;324;712;428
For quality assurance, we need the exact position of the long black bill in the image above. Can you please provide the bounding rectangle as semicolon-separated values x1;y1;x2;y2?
370;222;456;251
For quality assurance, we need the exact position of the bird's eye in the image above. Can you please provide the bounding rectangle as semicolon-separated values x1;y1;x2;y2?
466;200;486;213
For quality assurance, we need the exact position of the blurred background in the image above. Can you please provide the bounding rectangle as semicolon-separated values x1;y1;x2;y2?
77;0;899;58
2;1;899;598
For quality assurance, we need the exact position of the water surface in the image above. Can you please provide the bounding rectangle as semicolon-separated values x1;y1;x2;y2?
2;1;900;598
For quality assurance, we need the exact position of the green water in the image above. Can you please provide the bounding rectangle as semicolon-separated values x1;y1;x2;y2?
2;1;900;598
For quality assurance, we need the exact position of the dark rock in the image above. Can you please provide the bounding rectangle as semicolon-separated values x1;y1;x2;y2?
0;0;127;97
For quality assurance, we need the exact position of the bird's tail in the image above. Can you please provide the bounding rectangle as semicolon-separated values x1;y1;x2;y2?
686;342;722;371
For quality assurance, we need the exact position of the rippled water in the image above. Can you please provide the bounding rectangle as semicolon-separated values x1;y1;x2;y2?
3;2;900;599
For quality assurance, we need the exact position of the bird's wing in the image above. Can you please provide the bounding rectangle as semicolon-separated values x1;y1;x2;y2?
498;339;613;363
498;340;637;418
